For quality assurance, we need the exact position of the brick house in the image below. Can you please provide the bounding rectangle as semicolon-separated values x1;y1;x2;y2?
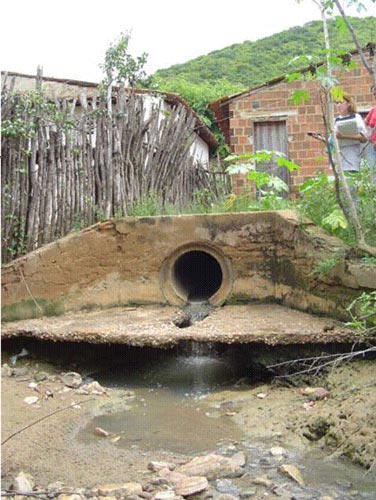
209;51;375;196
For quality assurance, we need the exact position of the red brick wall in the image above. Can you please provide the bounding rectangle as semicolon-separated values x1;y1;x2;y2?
218;54;374;195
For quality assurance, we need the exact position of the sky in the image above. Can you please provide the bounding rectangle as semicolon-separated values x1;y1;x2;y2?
1;0;375;83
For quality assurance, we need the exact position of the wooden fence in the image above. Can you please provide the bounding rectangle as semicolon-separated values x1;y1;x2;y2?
1;78;231;263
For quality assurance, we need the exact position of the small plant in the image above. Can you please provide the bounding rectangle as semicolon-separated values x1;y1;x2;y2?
193;188;213;211
247;172;291;211
346;291;376;337
297;173;337;225
72;213;86;232
127;194;162;217
114;208;126;220
310;250;345;278
225;149;299;211
361;255;376;266
2;212;27;260
223;189;256;212
322;208;348;232
94;206;107;222
297;170;376;246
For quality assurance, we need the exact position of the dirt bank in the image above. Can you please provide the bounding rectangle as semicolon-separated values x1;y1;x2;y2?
207;359;376;470
1;343;375;493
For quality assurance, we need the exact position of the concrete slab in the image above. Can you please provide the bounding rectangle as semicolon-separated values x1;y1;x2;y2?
1;304;356;347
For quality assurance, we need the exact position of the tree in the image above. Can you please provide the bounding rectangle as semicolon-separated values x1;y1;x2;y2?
100;32;149;218
318;0;364;244
153;76;245;155
101;31;149;89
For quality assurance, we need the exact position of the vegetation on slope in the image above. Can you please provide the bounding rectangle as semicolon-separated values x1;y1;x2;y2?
154;17;375;89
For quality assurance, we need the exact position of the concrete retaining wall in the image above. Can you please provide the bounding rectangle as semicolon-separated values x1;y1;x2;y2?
2;210;375;322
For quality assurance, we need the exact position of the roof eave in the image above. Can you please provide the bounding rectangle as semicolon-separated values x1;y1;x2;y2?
208;46;367;111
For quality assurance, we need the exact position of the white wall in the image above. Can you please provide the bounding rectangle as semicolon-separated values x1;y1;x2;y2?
190;135;209;167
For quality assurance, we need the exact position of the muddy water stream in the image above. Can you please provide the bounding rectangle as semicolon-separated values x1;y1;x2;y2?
77;342;376;499
2;323;375;499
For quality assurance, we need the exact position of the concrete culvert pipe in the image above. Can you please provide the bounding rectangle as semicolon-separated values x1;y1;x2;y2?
160;243;233;306
173;250;223;302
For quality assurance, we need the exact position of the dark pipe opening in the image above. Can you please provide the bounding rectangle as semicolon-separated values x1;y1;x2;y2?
172;250;223;302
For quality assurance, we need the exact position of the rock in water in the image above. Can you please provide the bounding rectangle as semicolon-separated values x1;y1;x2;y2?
177;453;244;480
277;464;305;485
175;476;208;496
269;446;287;457
94;427;110;437
158;468;208;496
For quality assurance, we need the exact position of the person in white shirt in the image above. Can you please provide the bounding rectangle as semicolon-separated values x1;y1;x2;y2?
334;94;368;173
334;94;368;209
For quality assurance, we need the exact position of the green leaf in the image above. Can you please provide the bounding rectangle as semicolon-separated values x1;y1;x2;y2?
322;209;348;230
248;170;272;188
290;90;310;105
331;86;346;101
226;163;253;175
224;153;253;163
276;156;300;172
267;176;289;192
285;72;304;82
335;16;348;34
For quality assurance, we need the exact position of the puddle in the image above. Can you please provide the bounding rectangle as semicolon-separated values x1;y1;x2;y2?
78;342;248;453
79;388;243;454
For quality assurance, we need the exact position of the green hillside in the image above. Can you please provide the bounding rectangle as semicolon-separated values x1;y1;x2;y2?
154;17;376;89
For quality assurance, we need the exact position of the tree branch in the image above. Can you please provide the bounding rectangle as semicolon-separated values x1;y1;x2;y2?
333;0;376;87
1;398;95;446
